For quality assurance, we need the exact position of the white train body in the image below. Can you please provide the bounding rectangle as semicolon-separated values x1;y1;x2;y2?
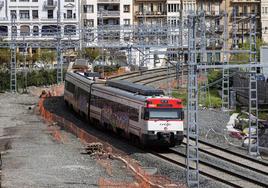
64;71;184;146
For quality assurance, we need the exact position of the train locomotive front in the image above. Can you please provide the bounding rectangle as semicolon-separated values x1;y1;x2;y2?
141;97;184;146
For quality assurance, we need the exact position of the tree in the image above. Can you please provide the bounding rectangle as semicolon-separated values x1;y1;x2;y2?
40;49;56;65
32;51;40;63
230;38;266;63
83;48;101;61
0;48;10;66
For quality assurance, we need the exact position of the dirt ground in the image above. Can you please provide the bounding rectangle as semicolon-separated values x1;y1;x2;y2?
0;89;137;188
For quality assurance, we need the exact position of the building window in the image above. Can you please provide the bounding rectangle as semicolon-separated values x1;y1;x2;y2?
20;25;30;36
139;3;143;13
84;19;94;27
48;10;53;19
243;6;247;15
33;26;39;36
65;0;74;2
123;19;130;26
83;5;94;13
67;10;72;18
64;25;76;35
32;0;38;2
19;10;30;20
266;7;268;14
32;10;38;19
10;10;17;19
123;5;130;13
11;26;17;36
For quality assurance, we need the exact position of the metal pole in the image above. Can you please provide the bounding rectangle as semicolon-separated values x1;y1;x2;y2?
186;15;199;188
10;12;17;92
100;9;104;78
56;0;63;84
222;12;229;111
23;35;28;93
248;15;259;156
199;11;207;106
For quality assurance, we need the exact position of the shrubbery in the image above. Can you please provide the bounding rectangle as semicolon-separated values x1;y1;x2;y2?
94;64;120;73
0;69;65;92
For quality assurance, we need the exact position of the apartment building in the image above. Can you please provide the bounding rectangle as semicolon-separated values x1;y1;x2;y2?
228;0;261;46
0;0;79;39
133;0;167;25
81;0;133;28
261;0;268;43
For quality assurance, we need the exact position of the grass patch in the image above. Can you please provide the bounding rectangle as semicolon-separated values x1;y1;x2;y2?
208;70;222;84
259;112;268;121
172;91;187;105
172;89;222;108
204;89;222;108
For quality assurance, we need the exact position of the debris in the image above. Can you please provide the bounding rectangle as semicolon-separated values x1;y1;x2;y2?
84;142;105;157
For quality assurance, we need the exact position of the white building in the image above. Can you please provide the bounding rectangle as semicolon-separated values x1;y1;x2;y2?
261;0;268;43
81;0;133;28
0;0;79;51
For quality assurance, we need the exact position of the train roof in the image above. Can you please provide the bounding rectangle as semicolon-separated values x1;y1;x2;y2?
65;72;149;102
106;80;164;96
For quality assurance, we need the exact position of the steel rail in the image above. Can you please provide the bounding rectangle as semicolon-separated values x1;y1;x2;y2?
151;149;268;188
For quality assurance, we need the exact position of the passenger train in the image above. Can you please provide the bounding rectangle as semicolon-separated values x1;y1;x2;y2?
64;71;184;147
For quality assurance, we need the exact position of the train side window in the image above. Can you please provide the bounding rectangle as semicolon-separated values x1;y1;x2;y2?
181;110;184;120
65;81;75;93
144;108;149;120
129;107;139;122
141;107;144;120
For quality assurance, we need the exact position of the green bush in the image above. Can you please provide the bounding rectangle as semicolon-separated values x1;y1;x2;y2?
94;65;120;73
172;91;187;105
208;70;222;84
0;69;66;92
204;89;222;108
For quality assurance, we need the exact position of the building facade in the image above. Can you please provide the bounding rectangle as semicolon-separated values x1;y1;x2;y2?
228;0;261;46
261;0;268;43
81;0;133;28
133;0;167;25
0;0;79;38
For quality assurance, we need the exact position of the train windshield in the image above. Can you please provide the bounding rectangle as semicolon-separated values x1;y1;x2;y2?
144;108;183;120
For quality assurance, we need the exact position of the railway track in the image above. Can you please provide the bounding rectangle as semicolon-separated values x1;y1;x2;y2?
151;148;268;188
109;67;174;80
110;66;187;86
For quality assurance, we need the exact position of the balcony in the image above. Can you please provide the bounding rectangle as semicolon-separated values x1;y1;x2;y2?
97;0;119;3
135;0;165;2
205;11;224;17
232;13;260;18
43;1;57;9
41;17;57;21
231;0;260;3
135;11;167;17
98;11;120;17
